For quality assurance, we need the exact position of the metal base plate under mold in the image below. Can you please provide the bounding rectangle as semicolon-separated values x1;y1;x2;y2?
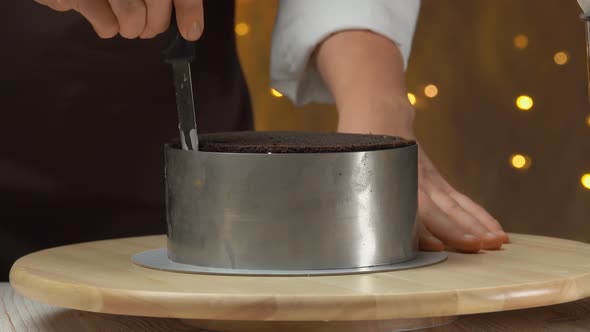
132;249;448;276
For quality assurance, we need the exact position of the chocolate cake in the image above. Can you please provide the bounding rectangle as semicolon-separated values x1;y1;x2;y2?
197;131;415;153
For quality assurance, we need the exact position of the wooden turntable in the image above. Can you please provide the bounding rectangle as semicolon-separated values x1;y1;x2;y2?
10;233;590;331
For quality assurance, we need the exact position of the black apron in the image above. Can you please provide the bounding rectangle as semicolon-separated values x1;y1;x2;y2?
0;1;253;280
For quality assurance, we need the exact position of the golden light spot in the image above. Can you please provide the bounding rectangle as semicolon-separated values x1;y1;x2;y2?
586;114;590;127
270;88;283;98
234;22;250;36
553;51;569;65
516;95;534;111
582;174;590;190
407;92;417;105
513;34;529;49
510;154;531;170
424;84;439;98
193;179;202;187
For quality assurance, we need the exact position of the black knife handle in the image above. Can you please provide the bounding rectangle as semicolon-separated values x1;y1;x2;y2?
164;11;196;63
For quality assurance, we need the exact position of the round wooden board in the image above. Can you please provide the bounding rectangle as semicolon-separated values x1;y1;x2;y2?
9;234;590;323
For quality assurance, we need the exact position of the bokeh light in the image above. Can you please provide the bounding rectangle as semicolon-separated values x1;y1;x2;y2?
234;22;250;36
510;154;531;170
270;88;283;98
407;93;417;105
513;34;529;49
586;114;590;127
516;95;534;111
553;51;569;65
424;84;439;98
582;174;590;190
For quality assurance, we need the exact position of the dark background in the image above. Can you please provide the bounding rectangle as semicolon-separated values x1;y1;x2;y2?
0;0;252;279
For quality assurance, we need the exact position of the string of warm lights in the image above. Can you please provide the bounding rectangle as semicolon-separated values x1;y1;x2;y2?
424;84;439;98
235;22;250;36
235;21;284;99
513;34;528;49
510;154;532;170
406;84;438;107
413;33;586;190
507;33;588;190
516;95;534;111
234;23;589;190
554;51;569;65
270;88;283;98
407;93;417;105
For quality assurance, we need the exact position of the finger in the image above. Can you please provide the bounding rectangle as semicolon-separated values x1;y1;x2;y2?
75;0;119;38
428;188;503;250
173;0;204;41
421;159;509;246
449;191;510;243
426;171;504;237
418;189;482;253
107;0;147;39
34;0;73;11
141;0;173;39
417;222;445;252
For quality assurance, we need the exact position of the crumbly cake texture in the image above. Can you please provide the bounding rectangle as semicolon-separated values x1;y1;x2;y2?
197;131;415;153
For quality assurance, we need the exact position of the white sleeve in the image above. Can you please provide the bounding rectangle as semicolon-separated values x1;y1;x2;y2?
270;0;421;106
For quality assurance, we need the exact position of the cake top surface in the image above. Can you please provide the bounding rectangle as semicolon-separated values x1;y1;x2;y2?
197;131;415;153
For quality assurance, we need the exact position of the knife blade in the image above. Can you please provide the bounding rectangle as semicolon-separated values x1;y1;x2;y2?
165;13;198;151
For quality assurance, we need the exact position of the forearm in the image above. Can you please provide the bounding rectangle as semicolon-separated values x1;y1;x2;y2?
315;30;415;139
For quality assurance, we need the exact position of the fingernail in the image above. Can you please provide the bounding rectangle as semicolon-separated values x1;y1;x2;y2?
485;232;497;239
464;234;477;240
188;21;201;40
139;28;152;39
427;235;441;242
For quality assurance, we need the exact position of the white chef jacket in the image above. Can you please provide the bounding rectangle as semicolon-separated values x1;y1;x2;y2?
270;0;421;106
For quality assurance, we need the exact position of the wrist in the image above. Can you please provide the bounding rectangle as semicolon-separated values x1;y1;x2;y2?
314;30;416;140
337;95;416;140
